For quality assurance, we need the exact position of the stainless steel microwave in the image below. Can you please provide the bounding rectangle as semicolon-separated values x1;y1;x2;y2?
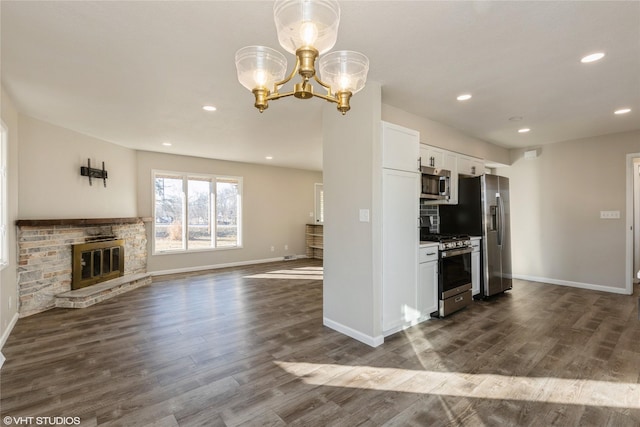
421;166;451;200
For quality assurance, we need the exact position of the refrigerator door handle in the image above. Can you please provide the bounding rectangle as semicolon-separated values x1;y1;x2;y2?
496;194;502;246
498;194;505;247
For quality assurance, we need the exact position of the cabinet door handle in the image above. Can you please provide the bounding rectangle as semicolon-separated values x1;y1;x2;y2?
455;296;464;302
418;157;421;171
427;252;436;256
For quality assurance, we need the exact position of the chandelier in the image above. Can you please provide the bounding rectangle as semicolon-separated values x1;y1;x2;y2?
235;0;369;115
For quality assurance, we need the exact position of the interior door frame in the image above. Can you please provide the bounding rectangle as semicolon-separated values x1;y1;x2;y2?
314;182;324;224
625;152;640;295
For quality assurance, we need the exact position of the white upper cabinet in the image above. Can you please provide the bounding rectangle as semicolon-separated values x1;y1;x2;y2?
382;121;420;172
458;155;485;176
420;145;485;204
420;145;445;169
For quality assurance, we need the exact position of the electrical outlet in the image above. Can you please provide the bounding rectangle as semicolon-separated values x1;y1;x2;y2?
284;244;288;251
270;246;275;252
600;210;621;219
359;209;370;222
8;296;12;309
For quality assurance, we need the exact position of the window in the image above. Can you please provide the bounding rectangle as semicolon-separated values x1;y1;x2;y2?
0;121;7;269
153;171;242;253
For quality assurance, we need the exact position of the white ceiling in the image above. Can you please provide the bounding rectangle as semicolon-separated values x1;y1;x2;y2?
2;1;639;171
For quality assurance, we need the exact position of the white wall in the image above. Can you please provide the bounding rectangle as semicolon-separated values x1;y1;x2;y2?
382;104;510;165
1;87;20;353
136;151;322;274
17;116;138;219
322;82;383;345
504;130;640;292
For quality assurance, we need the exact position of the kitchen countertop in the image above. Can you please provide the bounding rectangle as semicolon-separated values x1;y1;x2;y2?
419;241;439;248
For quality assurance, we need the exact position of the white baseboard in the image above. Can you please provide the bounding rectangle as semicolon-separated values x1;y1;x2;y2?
323;317;384;348
1;313;19;349
149;255;308;277
0;312;19;368
513;274;631;295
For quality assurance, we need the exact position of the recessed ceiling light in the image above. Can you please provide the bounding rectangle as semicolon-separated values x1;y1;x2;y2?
508;116;523;122
614;108;631;115
580;52;605;63
202;105;217;112
162;142;172;146
456;94;472;101
265;156;273;160
518;128;531;133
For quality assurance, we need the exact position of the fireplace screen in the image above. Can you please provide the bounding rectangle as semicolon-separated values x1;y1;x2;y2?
72;239;125;290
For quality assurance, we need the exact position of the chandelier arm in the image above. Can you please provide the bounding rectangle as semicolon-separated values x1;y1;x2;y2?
313;74;333;92
273;56;301;92
266;90;296;101
310;92;338;104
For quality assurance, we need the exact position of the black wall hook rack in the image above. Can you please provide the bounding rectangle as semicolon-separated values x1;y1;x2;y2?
80;158;108;187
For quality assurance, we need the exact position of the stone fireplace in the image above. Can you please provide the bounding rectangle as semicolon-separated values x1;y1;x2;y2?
16;217;150;317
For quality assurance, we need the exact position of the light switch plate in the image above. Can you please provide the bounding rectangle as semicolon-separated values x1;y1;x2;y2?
600;210;621;219
359;209;370;222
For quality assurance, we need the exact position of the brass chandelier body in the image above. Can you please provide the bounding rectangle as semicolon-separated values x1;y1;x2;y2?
235;0;369;115
252;47;352;114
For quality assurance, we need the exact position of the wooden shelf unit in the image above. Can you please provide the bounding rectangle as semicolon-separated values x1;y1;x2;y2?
305;224;323;259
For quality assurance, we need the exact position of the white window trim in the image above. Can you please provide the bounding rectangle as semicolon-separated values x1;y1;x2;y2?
151;169;243;255
0;120;8;270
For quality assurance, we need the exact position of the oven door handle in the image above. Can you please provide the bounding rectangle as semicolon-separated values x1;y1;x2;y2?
441;247;473;258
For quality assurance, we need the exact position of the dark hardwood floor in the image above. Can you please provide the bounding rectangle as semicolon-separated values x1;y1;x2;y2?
1;259;639;426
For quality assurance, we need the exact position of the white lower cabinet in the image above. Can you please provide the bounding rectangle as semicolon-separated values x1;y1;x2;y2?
418;245;438;319
471;237;481;296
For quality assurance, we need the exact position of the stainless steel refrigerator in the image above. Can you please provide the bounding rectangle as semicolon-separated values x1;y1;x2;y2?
440;174;512;297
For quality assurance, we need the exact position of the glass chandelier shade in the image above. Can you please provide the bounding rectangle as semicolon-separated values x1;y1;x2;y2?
235;46;288;92
319;50;369;95
273;0;340;55
235;0;368;114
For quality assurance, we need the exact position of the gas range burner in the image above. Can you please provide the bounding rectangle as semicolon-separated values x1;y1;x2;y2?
423;233;472;250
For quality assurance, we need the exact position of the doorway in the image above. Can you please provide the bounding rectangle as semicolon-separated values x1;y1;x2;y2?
634;157;640;284
314;183;324;224
626;153;640;293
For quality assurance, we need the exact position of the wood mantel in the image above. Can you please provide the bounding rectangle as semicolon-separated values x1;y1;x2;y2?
16;217;152;227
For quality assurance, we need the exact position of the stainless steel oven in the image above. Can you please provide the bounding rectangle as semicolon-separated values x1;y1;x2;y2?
439;245;472;317
422;234;473;317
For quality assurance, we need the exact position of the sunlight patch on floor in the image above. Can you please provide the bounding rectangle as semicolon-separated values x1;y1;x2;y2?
274;361;640;409
245;267;323;280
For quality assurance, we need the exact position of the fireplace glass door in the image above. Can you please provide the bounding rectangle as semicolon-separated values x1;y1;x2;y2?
72;240;125;289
